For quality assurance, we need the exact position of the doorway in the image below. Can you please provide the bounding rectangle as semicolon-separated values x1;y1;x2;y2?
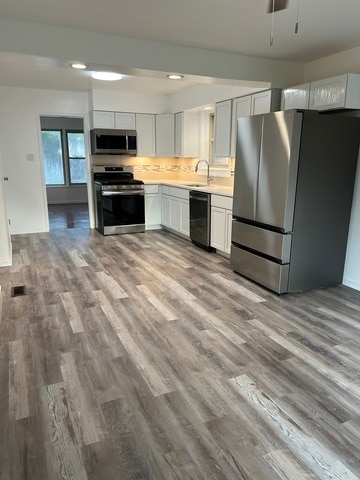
40;116;89;230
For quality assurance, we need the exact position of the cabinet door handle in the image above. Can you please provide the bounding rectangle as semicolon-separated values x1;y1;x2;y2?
3;177;9;181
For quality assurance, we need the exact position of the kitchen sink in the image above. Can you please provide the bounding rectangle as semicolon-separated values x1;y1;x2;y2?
182;183;206;187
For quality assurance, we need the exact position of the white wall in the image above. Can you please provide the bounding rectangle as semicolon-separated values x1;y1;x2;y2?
91;85;270;115
0;18;304;88
91;90;169;113
304;46;360;82
169;84;269;113
303;49;360;291
0;141;12;266
0;87;90;234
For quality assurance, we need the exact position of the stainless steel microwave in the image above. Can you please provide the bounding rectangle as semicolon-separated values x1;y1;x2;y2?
90;129;137;155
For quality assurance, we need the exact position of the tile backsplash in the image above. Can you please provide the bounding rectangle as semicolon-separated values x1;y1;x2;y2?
91;155;234;186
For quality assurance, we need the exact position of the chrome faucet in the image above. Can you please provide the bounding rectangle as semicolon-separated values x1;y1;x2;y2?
195;159;212;185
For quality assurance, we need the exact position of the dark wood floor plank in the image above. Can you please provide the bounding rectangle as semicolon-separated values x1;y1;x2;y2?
59;351;108;446
41;382;88;480
81;439;130;480
7;416;47;480
8;338;35;420
230;374;360;479
0;342;10;479
1;221;360;479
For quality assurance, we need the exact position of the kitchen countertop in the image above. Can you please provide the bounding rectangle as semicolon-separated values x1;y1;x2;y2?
143;179;234;197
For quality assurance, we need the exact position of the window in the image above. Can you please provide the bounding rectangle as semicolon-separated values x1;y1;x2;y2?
41;129;86;186
41;130;65;185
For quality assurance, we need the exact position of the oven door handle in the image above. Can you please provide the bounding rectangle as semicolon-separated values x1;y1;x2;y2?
102;190;144;196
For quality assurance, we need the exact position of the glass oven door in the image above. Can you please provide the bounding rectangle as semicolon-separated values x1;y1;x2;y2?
97;189;145;235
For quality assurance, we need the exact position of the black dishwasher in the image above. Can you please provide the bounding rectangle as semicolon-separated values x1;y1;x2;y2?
189;190;213;251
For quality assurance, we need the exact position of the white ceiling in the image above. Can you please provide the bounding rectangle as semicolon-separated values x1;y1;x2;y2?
0;0;359;94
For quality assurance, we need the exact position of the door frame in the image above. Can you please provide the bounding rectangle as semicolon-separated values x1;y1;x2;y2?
0;131;12;266
36;112;95;230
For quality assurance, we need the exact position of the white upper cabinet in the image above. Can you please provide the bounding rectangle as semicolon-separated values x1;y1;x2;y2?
155;114;175;157
135;114;156;157
175;112;200;158
90;111;135;129
175;113;182;157
231;96;252;157
281;83;310;110
214;99;232;157
251;89;281;115
90;111;115;129
251;90;272;115
114;112;136;129
230;89;281;156
309;74;360;110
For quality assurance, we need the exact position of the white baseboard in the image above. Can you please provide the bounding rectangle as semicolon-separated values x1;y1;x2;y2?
145;224;162;231
342;278;360;292
0;248;12;267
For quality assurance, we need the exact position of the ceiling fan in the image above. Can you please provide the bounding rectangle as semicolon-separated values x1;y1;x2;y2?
267;0;289;13
267;0;300;45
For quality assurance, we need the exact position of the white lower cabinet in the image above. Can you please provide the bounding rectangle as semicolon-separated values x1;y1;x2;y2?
160;186;189;238
161;194;170;227
170;197;180;231
211;195;233;255
225;209;232;255
145;185;161;229
180;200;190;236
146;184;233;246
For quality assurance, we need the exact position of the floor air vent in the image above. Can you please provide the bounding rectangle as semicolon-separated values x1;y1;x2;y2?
11;285;27;297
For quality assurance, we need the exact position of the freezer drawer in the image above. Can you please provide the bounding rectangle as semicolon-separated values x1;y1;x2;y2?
232;220;292;263
230;245;290;294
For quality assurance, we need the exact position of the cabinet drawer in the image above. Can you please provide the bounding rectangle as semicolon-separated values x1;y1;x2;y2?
144;184;159;194
230;245;289;294
232;221;292;263
211;194;233;210
167;186;189;200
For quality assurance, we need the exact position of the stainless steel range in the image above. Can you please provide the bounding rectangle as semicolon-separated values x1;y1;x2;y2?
93;166;145;235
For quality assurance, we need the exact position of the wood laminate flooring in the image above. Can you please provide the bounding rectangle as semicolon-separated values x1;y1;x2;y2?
1;227;360;479
48;203;89;230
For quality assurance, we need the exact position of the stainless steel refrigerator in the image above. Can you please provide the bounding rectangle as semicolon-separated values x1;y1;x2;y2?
230;109;360;294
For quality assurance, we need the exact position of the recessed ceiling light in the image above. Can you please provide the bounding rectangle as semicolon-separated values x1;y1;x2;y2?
203;106;213;110
91;72;123;81
167;74;184;80
71;63;87;69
